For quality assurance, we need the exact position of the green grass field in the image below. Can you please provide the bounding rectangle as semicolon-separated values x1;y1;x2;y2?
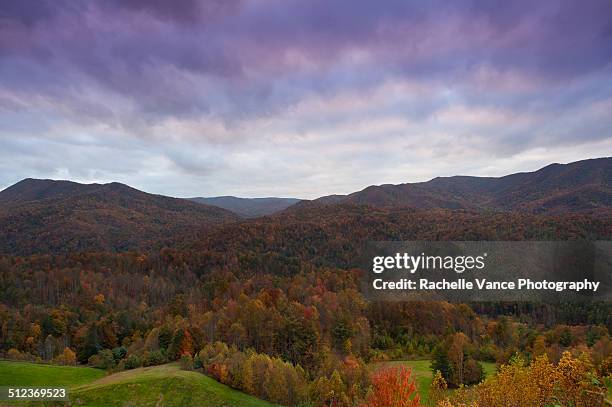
69;364;275;407
0;360;105;387
371;359;497;405
0;361;274;407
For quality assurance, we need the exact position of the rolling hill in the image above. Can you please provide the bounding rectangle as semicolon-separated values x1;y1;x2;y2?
297;157;611;214
0;361;273;407
0;179;239;255
69;364;274;407
189;196;300;218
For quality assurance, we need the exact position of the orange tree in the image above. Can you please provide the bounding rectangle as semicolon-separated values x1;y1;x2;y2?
363;366;421;407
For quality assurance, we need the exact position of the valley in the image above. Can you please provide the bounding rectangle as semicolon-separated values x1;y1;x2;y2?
0;158;610;406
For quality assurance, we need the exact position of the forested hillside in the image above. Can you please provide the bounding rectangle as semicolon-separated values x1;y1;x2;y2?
0;161;611;406
192;205;612;274
1;202;610;405
0;179;239;255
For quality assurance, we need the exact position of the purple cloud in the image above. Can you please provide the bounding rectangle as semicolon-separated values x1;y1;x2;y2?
0;0;611;197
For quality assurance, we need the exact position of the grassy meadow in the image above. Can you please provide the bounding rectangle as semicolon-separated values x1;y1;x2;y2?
0;361;274;407
0;360;105;388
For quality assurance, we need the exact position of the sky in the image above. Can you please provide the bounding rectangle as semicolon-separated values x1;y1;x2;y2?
1;0;611;199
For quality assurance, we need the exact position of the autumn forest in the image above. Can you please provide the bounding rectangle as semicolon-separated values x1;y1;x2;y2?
0;158;611;406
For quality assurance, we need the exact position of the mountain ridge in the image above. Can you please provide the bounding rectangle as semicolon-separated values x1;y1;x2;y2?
1;157;610;255
0;178;239;255
293;157;611;214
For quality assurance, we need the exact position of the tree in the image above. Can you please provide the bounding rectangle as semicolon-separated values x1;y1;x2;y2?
432;333;482;387
158;325;173;351
332;318;353;353
363;366;421;407
431;345;453;385
7;348;25;361
429;370;447;405
60;347;77;365
43;334;60;360
169;294;188;317
447;333;468;385
531;335;546;358
463;358;484;385
313;370;348;407
53;347;77;366
492;317;513;348
143;350;166;366
180;354;193;371
112;346;127;362
473;353;606;407
124;354;142;370
556;351;603;406
88;349;115;369
559;327;573;347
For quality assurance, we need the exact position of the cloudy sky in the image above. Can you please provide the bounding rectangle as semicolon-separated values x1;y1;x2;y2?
1;0;611;198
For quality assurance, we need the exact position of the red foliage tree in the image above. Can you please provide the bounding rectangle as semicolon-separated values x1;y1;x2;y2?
363;366;421;407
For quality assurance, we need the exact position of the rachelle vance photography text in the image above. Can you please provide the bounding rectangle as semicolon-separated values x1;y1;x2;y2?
0;1;611;406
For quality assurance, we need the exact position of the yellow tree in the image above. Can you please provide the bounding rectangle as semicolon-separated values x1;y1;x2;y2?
430;370;448;406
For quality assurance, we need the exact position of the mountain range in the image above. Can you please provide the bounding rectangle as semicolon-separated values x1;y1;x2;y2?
0;157;610;255
298;157;611;214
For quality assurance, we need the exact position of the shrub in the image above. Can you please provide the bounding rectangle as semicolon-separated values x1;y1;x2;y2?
88;349;116;369
180;354;193;371
112;346;127;362
7;348;25;361
193;353;202;369
124;354;142;370
143;350;166;367
54;347;77;366
599;355;612;377
463;359;484;385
